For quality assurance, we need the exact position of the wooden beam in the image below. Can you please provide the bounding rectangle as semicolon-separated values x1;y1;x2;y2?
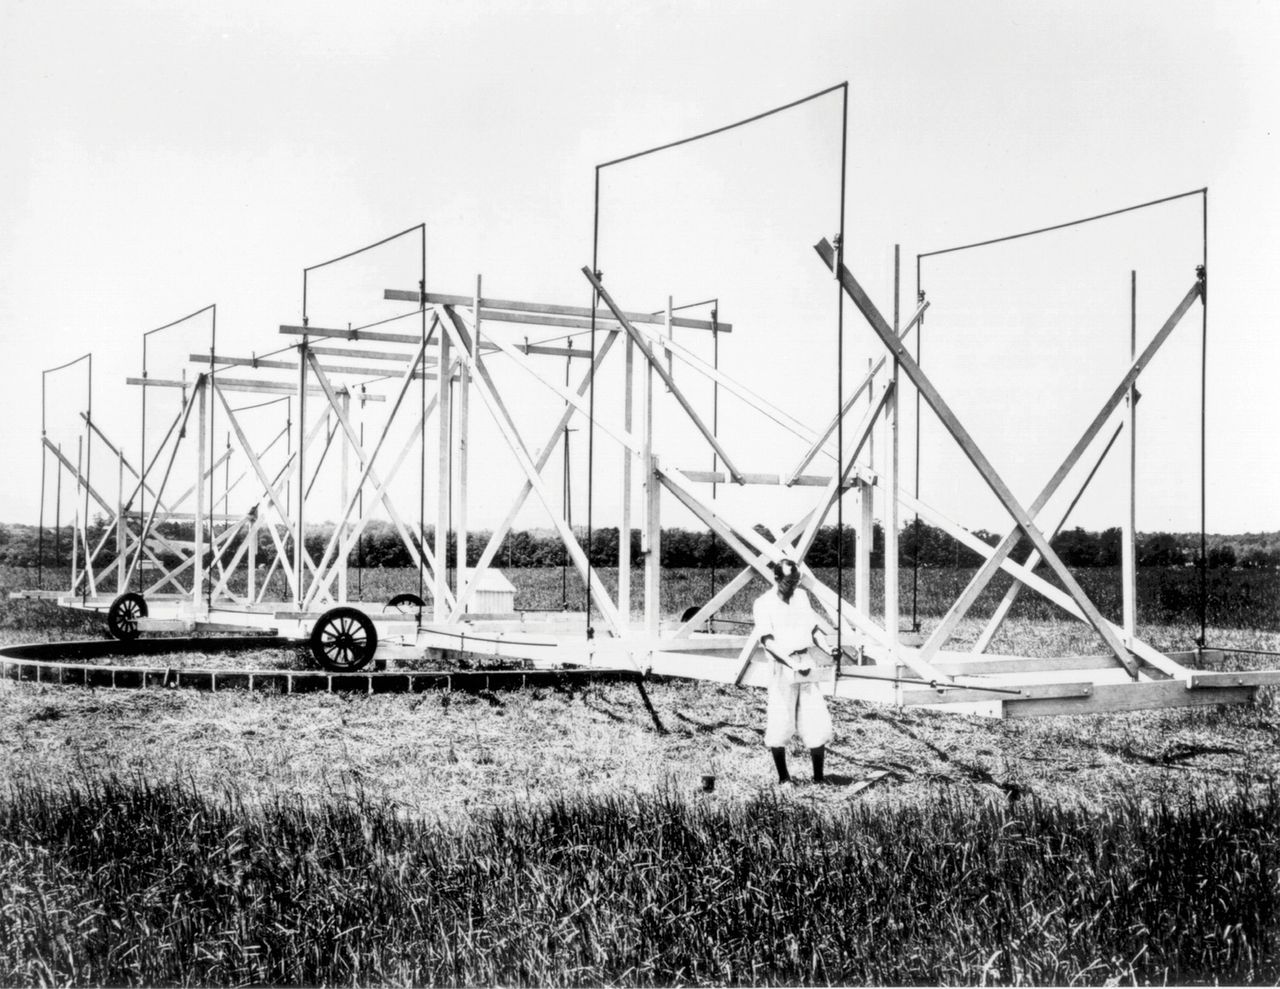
194;353;453;381
128;375;385;401
619;333;634;623
583;267;744;483
384;289;732;333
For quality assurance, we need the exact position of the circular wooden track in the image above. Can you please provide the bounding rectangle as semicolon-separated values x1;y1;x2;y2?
0;637;639;695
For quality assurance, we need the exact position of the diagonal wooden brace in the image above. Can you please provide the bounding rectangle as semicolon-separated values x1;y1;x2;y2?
817;238;1203;678
582;267;744;483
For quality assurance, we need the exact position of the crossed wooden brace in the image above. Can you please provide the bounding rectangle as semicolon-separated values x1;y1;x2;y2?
814;238;1204;679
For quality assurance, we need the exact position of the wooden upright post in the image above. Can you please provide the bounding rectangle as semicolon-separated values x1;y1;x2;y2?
338;390;350;603
295;346;307;608
457;276;478;596
194;377;207;610
643;303;662;637
856;357;872;616
1122;270;1138;638
435;329;452;621
619;334;634;624
116;453;126;592
247;516;257;602
71;438;81;594
884;247;900;650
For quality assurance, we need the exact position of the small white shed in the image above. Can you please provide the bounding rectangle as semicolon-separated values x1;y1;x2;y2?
468;569;516;615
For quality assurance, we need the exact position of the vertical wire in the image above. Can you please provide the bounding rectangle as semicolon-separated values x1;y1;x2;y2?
419;227;427;611
912;256;922;630
562;340;572;609
37;439;46;590
82;360;92;605
55;443;63;570
587;165;600;636
207;307;216;606
835;82;848;661
39;373;47;589
357;417;365;600
710;314;719;602
1198;188;1208;647
139;339;147;593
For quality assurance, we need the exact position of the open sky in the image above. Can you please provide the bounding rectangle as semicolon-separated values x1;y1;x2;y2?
1;0;1276;542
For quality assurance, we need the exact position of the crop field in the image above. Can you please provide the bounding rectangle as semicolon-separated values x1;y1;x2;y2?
2;563;1280;985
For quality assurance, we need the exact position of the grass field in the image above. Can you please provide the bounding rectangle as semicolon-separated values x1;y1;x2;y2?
2;564;1280;984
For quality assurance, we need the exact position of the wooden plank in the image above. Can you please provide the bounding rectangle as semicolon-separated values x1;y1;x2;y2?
856;479;872;616
885;247;901;652
1002;681;1253;718
899;680;1094;706
583;268;744;483
128;375;384;401
619;334;634;622
1187;670;1280;689
930;652;1132;676
194;352;449;381
384;289;733;333
679;470;858;488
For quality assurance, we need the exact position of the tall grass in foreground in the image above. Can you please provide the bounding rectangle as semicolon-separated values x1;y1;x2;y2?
2;778;1279;986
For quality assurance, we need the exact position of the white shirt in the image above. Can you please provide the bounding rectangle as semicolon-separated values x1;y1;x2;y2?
753;588;820;657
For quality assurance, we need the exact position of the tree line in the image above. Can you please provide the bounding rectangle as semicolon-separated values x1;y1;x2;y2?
1;518;1275;570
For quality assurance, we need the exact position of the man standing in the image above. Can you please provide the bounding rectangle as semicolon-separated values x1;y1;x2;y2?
752;553;837;785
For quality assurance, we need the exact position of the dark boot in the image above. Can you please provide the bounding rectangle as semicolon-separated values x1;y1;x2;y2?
811;746;826;784
770;747;790;784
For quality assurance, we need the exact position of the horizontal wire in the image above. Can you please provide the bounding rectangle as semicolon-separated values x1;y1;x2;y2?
42;352;91;375
304;223;424;273
229;395;291;413
919;187;1206;260
598;83;845;170
144;303;216;338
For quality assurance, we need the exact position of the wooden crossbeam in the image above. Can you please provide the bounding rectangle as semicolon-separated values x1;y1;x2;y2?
678;470;856;488
384;289;732;333
278;323;500;352
128;375;385;401
193;353;457;382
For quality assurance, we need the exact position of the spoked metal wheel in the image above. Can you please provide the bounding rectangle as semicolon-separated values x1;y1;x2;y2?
107;592;148;641
309;607;378;672
385;592;426;615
